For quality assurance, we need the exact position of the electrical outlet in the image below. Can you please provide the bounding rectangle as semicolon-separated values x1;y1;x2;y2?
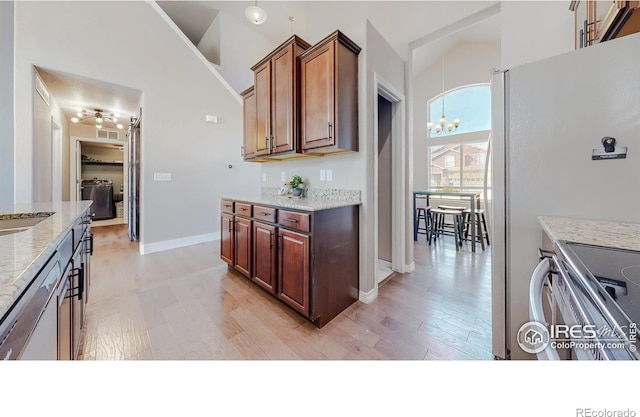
326;169;332;181
262;173;266;182
281;172;286;182
320;170;326;181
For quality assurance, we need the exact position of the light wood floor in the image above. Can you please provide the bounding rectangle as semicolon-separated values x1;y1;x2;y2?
78;225;493;360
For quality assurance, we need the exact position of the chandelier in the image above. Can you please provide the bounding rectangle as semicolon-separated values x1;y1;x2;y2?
71;108;124;129
245;0;267;25
428;54;460;135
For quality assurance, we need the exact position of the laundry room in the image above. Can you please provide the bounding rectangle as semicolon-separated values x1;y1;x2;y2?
80;141;125;224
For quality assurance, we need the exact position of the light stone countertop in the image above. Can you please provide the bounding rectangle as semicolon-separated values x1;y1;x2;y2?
222;189;362;211
538;216;640;252
0;201;92;316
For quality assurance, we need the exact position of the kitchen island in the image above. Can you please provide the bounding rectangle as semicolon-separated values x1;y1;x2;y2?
0;201;93;359
220;189;361;328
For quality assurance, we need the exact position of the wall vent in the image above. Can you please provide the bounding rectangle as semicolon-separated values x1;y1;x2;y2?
97;129;119;140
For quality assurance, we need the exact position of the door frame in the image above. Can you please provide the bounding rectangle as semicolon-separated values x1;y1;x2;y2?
51;118;62;203
70;135;129;223
373;73;409;287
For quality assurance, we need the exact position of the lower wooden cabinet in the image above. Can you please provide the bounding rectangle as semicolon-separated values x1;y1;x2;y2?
220;212;234;265
278;229;309;316
220;200;359;328
253;221;278;294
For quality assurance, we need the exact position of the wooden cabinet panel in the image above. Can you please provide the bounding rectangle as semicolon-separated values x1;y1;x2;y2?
241;87;257;160
278;229;309;316
234;217;252;278
278;210;310;233
254;61;271;157
253;222;277;294
300;31;360;154
300;41;334;150
253;205;277;223
220;212;234;266
234;202;252;218
271;46;295;153
221;199;234;214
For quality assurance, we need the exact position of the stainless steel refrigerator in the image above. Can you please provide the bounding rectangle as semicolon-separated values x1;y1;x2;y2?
128;113;141;242
491;33;640;359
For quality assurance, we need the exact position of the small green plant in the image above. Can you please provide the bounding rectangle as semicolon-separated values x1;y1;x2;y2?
289;175;304;189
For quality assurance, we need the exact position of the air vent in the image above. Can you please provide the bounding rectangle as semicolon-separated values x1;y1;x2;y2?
97;129;119;140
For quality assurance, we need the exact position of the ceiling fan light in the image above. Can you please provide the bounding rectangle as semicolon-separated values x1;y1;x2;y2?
245;5;267;24
117;124;123;129
112;117;118;123
71;117;79;123
95;117;104;123
76;112;83;117
96;124;102;129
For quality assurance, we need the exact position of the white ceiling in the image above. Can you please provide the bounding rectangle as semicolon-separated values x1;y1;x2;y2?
36;67;142;129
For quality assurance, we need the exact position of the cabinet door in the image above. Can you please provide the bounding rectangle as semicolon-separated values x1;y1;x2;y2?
278;229;309;316
220;213;234;266
254;62;271;156
253;222;277;294
271;46;295;154
234;217;252;278
242;88;258;160
301;40;335;150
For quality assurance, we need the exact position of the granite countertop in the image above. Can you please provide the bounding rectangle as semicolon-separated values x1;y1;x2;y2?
223;189;362;211
0;201;92;316
538;216;640;252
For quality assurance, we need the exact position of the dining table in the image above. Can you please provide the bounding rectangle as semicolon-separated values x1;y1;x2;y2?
413;190;482;252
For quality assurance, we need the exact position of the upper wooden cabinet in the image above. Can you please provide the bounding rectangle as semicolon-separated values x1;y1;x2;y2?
300;30;361;155
250;35;311;160
241;87;258;161
571;0;640;48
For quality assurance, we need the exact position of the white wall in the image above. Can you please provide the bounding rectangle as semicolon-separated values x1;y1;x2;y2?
198;11;278;94
413;40;500;190
0;1;14;204
14;1;260;247
501;1;574;69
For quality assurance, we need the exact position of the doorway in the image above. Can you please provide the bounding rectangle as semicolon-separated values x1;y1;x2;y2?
373;74;408;286
70;136;128;227
377;95;393;282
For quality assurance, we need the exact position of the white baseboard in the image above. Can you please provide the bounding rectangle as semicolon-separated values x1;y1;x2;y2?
359;287;378;304
140;231;220;255
404;262;415;273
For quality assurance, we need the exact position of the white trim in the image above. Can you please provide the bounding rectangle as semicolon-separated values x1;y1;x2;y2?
373;73;407;287
358;286;378;304
140;232;219;255
404;262;416;273
146;1;242;104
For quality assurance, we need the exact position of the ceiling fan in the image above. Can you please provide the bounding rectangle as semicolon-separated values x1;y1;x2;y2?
71;108;124;129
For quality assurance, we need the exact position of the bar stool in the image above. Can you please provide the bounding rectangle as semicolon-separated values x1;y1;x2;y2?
429;207;464;251
462;208;490;250
415;206;431;240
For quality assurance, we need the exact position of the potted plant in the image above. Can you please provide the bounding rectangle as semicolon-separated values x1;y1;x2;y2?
289;175;304;196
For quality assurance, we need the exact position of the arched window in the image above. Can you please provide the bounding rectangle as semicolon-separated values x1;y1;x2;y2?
427;84;491;137
427;84;492;194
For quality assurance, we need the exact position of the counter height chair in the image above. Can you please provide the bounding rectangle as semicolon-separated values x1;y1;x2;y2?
429;207;464;251
414;195;431;241
462;208;490;250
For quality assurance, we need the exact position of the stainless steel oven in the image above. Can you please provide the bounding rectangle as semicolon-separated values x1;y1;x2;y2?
529;241;639;360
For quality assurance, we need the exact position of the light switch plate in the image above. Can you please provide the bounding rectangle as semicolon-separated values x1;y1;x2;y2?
326;169;332;181
320;170;326;181
262;173;266;182
154;173;172;181
281;172;286;181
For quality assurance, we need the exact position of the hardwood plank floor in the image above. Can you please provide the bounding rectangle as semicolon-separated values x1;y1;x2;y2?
78;225;493;360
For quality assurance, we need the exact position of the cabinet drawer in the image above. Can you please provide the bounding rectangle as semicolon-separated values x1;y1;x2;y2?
234;203;252;217
253;205;277;223
278;210;310;233
221;200;234;214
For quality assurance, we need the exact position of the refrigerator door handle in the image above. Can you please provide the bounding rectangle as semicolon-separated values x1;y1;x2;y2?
528;258;560;360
